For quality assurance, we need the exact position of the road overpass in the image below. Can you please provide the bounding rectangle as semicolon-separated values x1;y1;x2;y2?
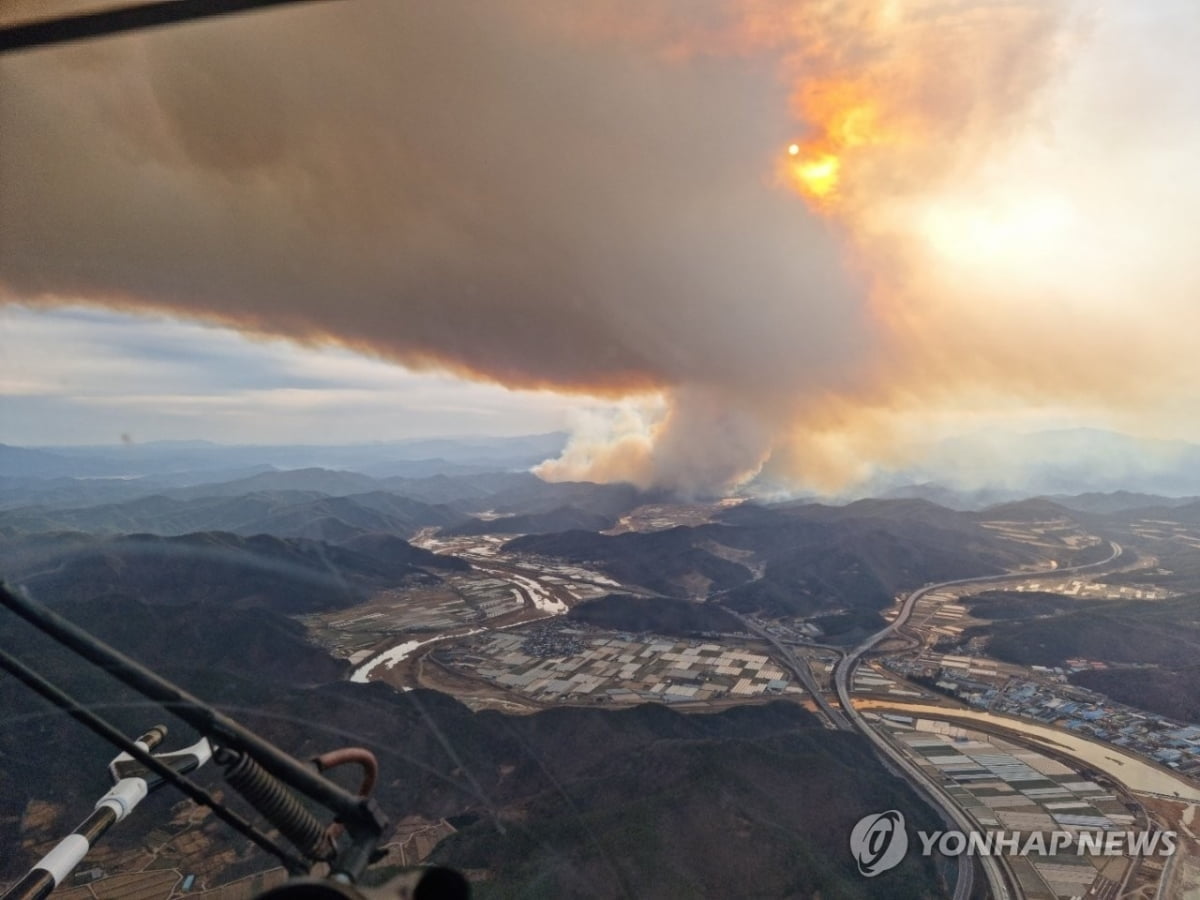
721;608;851;729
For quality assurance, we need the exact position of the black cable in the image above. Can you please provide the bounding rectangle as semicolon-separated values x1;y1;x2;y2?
0;0;337;55
0;584;382;828
0;645;310;874
0;583;387;881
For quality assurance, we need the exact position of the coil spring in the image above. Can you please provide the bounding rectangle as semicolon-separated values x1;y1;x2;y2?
219;749;332;861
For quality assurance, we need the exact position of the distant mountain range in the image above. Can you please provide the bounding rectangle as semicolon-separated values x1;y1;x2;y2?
848;428;1200;504
0;449;666;548
9;443;1200;637
0;489;464;541
8;427;1200;513
0;432;567;479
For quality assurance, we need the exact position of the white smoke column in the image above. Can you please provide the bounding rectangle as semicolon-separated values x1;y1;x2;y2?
539;387;777;495
537;397;665;488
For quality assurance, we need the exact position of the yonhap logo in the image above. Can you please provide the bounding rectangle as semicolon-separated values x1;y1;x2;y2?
849;810;1176;879
850;810;908;876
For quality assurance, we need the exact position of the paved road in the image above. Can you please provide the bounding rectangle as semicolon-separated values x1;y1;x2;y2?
722;608;851;729
833;541;1123;900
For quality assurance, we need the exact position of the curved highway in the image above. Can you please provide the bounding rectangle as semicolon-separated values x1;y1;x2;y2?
721;608;851;729
833;540;1123;900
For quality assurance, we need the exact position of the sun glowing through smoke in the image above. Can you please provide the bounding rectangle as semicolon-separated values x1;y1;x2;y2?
781;76;895;208
788;149;841;201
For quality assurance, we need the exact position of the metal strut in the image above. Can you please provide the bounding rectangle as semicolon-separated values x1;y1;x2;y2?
0;0;339;55
0;583;388;881
0;645;309;877
0;716;216;900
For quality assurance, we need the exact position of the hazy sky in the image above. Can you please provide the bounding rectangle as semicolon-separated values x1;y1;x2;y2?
2;0;1198;491
0;304;575;445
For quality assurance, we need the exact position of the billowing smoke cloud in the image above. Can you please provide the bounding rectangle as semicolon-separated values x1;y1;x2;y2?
3;1;1197;494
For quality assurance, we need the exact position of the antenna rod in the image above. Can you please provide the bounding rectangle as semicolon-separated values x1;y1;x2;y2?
0;0;338;55
0;584;387;879
0;718;211;900
0;645;308;875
